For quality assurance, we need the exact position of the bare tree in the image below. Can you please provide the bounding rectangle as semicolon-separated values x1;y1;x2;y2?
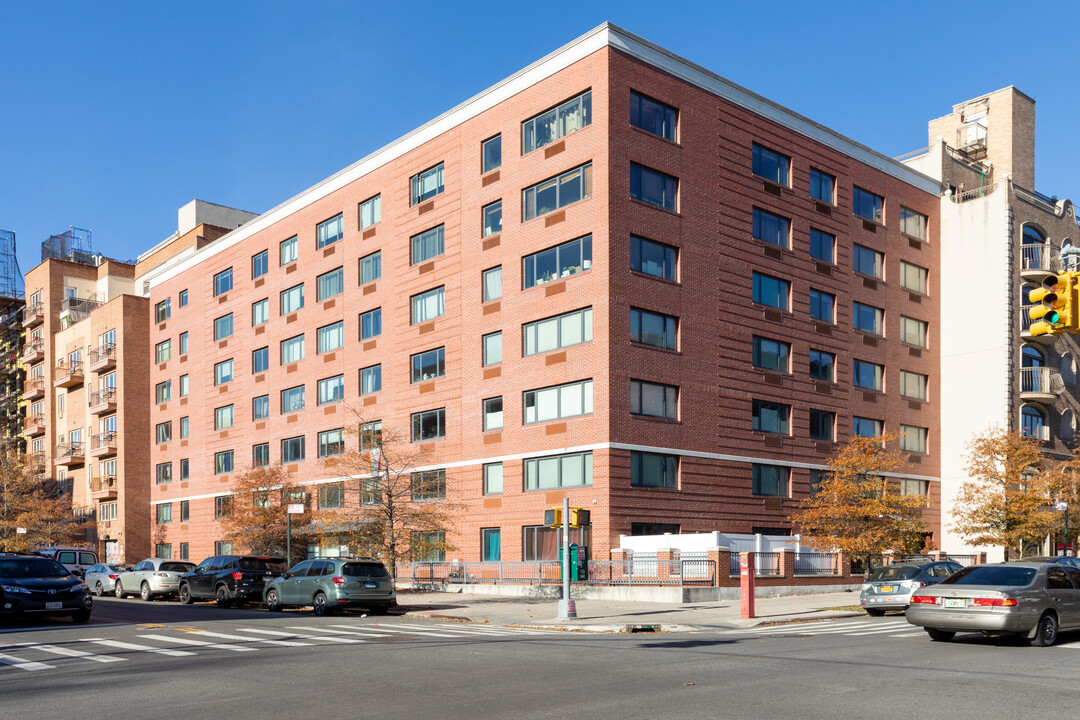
220;463;312;564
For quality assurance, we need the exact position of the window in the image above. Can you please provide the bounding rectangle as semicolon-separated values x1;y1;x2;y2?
280;236;298;265
411;531;445;562
853;416;883;438
900;207;927;240
251;298;269;327
900;316;928;347
523;164;593;223
252;347;269;374
853;302;884;335
214;359;234;386
215;541;234;555
281;334;305;364
752;143;790;185
630;451;678;488
410;225;444;265
215;451;234;475
524;451;592;490
752;399;790;434
483;332;502;366
481;200;502;238
280;284;304;315
214;313;233;341
215;404;234;430
901;479;928;497
316;213;343;249
157;503;173;524
179;332;188;355
155;299;170;323
900;261;928;294
810;229;835;264
809;410;835;441
214;495;232;518
853;360;884;391
179;542;189;560
411;408;446;442
318;375;345;405
411;348;445;383
481;528;501;562
483;397;503;431
853;244;884;278
410;162;444;205
853;186;884;223
900;370;928;401
318;481;345;510
155;340;171;364
317;267;343;302
482;135;501;173
525;307;593;356
360;364;382;395
523;379;593;424
155;380;171;404
483;463;503;495
809;349;835;381
630;91;677;141
213;267;233;296
752;464;789;496
180;458;189;481
630;163;677;211
179;416;189;439
810;169;835;204
482;266;502;302
359;251;381;284
359;195;380;230
281;436;305;463
253;395;270;420
752;272;789;310
522;525;589;560
253;443;269;467
179;290;188;307
809;289;835;323
359;308;382;340
252;249;268;279
630;380;678;419
361;480;380;506
1022;406;1046;439
900;425;928;453
281;385;305;414
317;322;344;354
318;429;345;458
411;469;446;501
410;287;445;324
523;235;591;289
752;208;790;248
753;336;790;372
156;462;172;484
523;90;591;153
630;308;677;350
360;421;382;451
631;235;677;281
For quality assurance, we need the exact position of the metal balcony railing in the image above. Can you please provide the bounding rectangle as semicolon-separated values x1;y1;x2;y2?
90;432;117;451
54;442;85;460
89;343;116;366
1020;366;1063;396
54;360;84;380
1020;243;1061;274
90;474;117;494
23;377;45;394
90;387;117;407
22;337;44;358
23;301;44;324
23;413;43;431
27;452;46;475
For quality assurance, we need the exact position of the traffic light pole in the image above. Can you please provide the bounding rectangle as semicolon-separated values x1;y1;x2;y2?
557;497;576;618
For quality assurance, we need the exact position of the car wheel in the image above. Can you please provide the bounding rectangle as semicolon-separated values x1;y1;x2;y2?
179;584;194;605
926;628;955;642
312;592;328;617
114;581;125;599
94;582;104;597
215;585;232;608
266;589;282;613
1032;612;1059;647
865;608;886;617
141;583;153;601
71;609;91;624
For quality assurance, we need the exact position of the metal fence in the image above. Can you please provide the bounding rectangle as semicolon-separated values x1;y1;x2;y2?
793;552;842;575
727;551;784;577
403;559;716;587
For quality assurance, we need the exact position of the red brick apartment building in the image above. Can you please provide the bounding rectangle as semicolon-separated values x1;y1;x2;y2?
141;23;942;564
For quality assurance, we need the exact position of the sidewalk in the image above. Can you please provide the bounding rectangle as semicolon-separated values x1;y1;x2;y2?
397;589;866;632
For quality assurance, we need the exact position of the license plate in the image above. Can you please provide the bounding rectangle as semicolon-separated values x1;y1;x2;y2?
45;602;63;610
944;598;966;608
364;582;377;589
880;586;894;593
264;575;272;580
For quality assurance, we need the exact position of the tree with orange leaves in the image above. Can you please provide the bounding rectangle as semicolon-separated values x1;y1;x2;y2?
0;445;89;551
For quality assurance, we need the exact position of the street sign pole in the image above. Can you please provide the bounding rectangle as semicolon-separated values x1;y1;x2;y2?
285;503;305;564
557;497;576;618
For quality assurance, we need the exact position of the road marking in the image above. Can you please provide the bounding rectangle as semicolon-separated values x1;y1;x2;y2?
846;626;924;636
229;628;361;644
177;630;310;647
428;623;547;635
350;625;462;638
81;639;195;657
889;632;927;637
286;626;389;638
0;622;126;634
0;651;54;671
8;643;126;663
752;620;874;633
138;634;256;652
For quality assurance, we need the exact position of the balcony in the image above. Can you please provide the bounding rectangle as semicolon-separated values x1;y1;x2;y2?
89;432;117;458
27;452;46;478
89;474;118;500
1019;305;1059;344
53;360;84;388
89;387;117;415
21;338;44;363
1019;366;1063;404
23;414;45;437
88;343;117;373
1020;243;1060;282
58;293;103;329
54;441;85;466
21;301;43;328
21;376;45;401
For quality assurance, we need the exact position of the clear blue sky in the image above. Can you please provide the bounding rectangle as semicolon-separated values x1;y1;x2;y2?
3;1;1078;276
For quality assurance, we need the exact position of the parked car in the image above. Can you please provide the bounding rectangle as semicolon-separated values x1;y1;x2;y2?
178;555;288;607
0;553;92;623
906;562;1080;646
115;558;196;600
264;558;396;616
861;560;963;615
1015;556;1080;569
84;564;131;596
38;547;98;578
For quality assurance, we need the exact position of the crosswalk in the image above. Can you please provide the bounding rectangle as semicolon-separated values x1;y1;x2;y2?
747;618;928;638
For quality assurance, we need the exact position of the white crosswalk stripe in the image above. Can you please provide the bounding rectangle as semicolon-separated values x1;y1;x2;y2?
230;628;362;644
286;626;389;638
0;651;54;672
81;639;194;658
138;634;257;652
392;622;518;636
179;630;311;647
8;642;126;663
331;624;461;638
425;623;546;635
746;618;931;639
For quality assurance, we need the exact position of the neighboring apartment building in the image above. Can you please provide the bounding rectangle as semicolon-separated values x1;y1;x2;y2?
0;228;25;455
141;23;943;564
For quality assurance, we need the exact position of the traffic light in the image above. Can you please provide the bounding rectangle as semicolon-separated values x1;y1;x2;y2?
1030;272;1077;336
569;508;591;528
544;507;562;527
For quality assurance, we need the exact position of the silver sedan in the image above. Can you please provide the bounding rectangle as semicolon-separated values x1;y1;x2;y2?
115;558;196;600
906;562;1080;646
84;564;130;597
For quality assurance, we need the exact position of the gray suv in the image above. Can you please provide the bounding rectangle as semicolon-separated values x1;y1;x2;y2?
264;558;396;616
861;561;963;615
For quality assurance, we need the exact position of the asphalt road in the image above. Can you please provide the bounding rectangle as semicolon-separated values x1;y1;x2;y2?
3;597;1079;719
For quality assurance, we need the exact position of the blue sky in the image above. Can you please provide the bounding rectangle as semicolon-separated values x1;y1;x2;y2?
2;1;1078;276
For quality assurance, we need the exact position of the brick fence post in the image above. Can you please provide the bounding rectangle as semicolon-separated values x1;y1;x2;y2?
708;546;735;587
611;548;630;583
777;547;793;581
656;548;675;581
977;551;988;565
838;552;854;578
882;549;895;566
929;550;946;561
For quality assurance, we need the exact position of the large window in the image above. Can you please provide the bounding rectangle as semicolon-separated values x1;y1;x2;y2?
316;213;343;249
280;236;298;265
752;399;790;434
214;313;233;341
359;251;381;284
853;186;884;223
213;268;233;296
900;261;928;294
482;201;502;238
280;283;304;315
752;208;790;248
900;316;928;347
361;308;382;340
155;298;170;323
752;464;789;496
214;359;234;386
631;235;677;281
853;302;884;335
281;436;305;463
252;347;269;374
411;469;446;501
630;380;678;419
900;207;927;240
900;370;928;400
522;525;589;560
524;451;592;490
810;289;835;323
317;322;344;354
319;481;345;509
359;195;380;229
809;349;835;381
157;503;172;523
810;228;835;263
281;385;305;414
483;332;502;366
753;336;790;372
752;272;789;310
630;163;677;211
900;425;928;453
482;266;502;302
215;451;234;475
360;421;382;451
853;416;883;438
483;463;503;495
630;91;677;142
410;163;444;205
523;379;593;424
252;298;269;326
318;429;345;459
411;348;445;383
523;235;591;289
252;249;268;279
630;451;678;488
809;410;835;441
523;307;592;356
853;244;884;279
411;287;445;324
360;365;382;395
853;359;884;391
318;375;345;405
156;422;172;444
179;332;188;355
482;135;501;173
482;529;501;562
281;334;305;364
317;267;343;301
522;164;593;221
215;404;234;430
810;169;835;204
630;308;677;350
155;340;171;364
155;380;171;404
483;397;503;431
253;395;269;420
253;443;269;467
411;531;446;562
522;90;591;153
411;408;446;442
411;225;444;265
752;143;790;185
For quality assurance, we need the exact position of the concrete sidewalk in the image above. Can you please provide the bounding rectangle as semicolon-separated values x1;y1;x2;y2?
397;589;867;632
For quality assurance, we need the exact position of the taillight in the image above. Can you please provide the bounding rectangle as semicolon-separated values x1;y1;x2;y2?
108;575;118;580
153;572;169;577
970;597;1017;607
910;595;939;604
332;576;346;585
231;571;242;580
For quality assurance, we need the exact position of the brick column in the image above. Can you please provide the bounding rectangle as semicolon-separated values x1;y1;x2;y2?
882;550;896;566
656;548;675;581
777;548;793;581
929;550;946;561
977;552;988;565
838;552;854;578
611;548;630;582
707;546;735;587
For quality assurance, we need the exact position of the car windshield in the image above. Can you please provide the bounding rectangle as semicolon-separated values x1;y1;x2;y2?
160;562;195;573
0;558;70;578
107;565;126;572
342;563;389;578
942;566;1037;587
238;557;288;573
867;566;919;581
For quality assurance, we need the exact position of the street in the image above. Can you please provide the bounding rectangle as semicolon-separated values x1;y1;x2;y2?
2;597;1079;719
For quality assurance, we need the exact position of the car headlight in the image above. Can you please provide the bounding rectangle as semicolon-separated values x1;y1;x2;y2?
72;583;88;593
1;585;31;594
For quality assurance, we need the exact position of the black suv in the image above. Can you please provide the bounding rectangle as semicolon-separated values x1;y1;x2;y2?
0;553;93;623
178;555;288;607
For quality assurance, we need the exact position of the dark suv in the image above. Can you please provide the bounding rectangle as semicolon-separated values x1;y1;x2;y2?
178;555;288;607
0;553;93;623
